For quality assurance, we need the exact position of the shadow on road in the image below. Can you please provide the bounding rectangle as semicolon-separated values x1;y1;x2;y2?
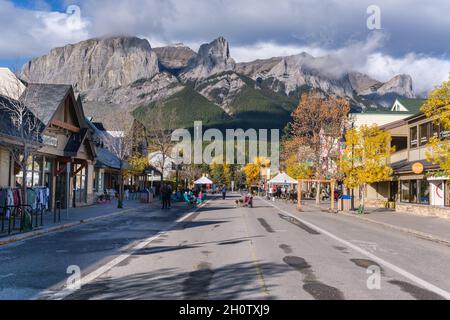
65;261;291;300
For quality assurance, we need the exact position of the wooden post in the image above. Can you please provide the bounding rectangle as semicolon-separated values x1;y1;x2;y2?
298;180;302;211
331;180;335;212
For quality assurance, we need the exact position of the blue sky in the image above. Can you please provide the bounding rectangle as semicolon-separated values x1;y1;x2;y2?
1;0;449;95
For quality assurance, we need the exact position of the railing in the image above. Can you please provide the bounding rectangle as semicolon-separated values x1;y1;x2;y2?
1;205;45;236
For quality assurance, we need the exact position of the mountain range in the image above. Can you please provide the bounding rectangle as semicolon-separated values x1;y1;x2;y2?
19;36;416;131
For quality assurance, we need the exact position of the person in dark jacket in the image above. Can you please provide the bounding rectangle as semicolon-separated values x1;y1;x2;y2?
166;184;173;209
221;186;227;200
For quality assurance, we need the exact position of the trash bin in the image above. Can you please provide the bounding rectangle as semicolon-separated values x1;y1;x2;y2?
338;195;352;211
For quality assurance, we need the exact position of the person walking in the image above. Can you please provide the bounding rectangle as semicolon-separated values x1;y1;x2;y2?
161;184;167;210
166;184;173;209
221;186;227;200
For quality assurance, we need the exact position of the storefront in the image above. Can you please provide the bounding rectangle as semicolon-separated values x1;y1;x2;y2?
18;84;97;209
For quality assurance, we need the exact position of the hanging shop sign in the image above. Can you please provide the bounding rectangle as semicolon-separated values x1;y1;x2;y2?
43;135;58;147
412;162;424;175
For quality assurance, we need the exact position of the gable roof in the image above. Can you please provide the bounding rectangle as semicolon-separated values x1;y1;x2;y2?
19;83;73;125
0;94;43;143
0;68;26;99
397;99;427;114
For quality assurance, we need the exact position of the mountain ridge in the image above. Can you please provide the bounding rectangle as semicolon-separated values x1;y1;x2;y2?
19;35;417;130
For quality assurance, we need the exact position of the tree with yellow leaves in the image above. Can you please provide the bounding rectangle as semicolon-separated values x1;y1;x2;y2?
338;125;393;210
244;163;260;188
285;155;312;180
422;76;450;175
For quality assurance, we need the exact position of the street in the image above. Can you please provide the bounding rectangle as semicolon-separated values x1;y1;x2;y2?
1;194;450;300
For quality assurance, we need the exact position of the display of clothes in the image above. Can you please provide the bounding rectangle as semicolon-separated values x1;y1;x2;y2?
27;187;50;210
0;187;50;219
0;188;22;219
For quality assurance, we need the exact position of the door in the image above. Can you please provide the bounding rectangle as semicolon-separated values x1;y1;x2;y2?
55;174;67;209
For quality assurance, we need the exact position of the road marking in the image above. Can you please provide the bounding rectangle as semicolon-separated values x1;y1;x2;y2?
34;200;214;301
261;198;450;300
242;210;270;296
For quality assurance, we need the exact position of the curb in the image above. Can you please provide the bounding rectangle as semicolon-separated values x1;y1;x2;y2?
338;211;450;247
0;206;146;247
297;202;450;247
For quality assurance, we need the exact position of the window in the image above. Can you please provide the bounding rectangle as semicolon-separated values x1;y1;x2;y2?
419;123;430;146
419;180;430;204
401;181;410;202
15;156;51;188
410;180;418;203
432;123;440;139
74;164;87;203
410;126;418;148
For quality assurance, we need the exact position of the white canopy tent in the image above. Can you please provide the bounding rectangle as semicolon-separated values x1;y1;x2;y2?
194;176;214;185
268;173;298;186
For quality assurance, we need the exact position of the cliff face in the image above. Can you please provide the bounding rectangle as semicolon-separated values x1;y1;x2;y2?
180;37;236;81
154;44;197;71
21;36;159;92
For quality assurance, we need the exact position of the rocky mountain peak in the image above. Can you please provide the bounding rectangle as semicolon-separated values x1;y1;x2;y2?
154;45;197;72
180;37;236;81
20;36;159;93
378;74;414;98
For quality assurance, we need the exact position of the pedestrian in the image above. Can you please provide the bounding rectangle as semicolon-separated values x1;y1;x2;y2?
166;184;173;209
222;186;227;200
161;184;167;209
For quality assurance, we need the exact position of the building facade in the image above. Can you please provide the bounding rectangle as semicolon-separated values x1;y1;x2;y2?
366;111;450;218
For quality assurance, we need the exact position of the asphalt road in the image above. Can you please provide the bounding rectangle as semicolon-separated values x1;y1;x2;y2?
1;194;450;300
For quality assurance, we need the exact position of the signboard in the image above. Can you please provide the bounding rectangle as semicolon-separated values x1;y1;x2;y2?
412;162;424;175
43;135;58;147
440;131;450;139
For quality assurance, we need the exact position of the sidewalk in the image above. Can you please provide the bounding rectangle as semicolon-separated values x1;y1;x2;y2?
289;199;450;246
0;199;151;245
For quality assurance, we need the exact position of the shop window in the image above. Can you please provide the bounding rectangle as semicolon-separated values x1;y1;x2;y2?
419;180;430;205
432;123;440;139
410;127;418;148
410;180;418;203
401;181;410;203
74;164;87;203
15;156;51;188
419;123;430;146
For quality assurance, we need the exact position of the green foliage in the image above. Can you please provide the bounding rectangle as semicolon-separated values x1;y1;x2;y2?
339;125;393;203
133;86;232;129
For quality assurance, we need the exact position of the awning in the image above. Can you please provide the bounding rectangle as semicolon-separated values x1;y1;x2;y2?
195;176;213;185
268;173;298;185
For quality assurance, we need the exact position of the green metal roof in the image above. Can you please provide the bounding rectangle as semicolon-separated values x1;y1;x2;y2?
397;99;427;114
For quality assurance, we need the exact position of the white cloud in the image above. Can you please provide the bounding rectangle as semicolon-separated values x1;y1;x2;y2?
0;0;90;59
362;53;450;96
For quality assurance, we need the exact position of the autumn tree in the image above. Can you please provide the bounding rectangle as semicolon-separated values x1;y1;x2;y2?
338;125;393;210
285;155;312;180
244;163;260;188
287;91;350;203
422;75;450;175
